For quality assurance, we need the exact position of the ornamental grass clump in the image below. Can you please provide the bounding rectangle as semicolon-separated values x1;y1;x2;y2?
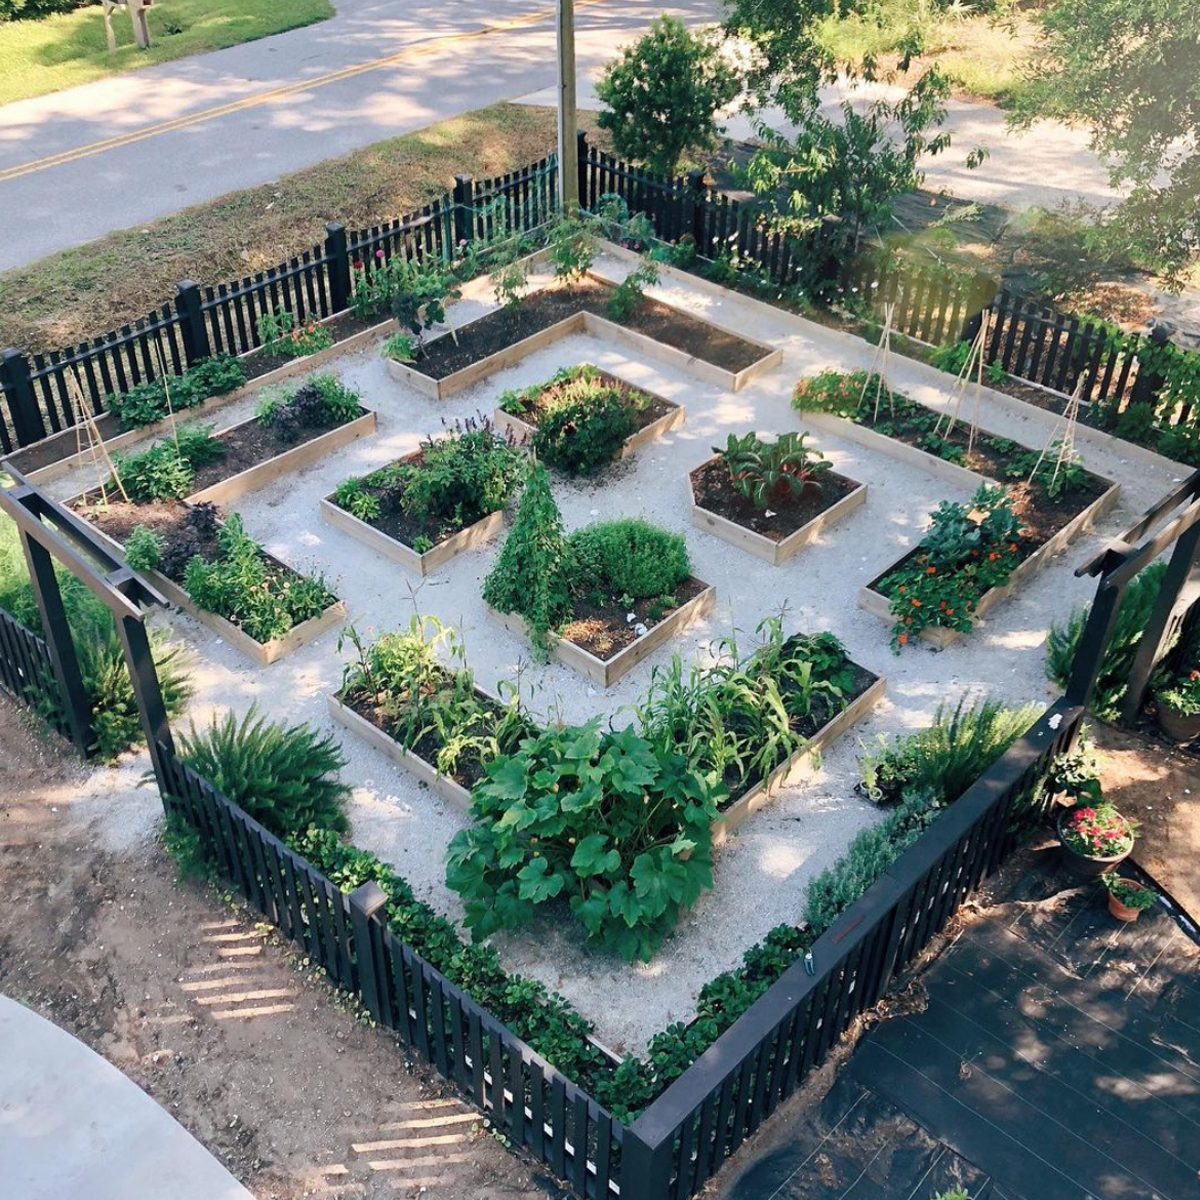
446;720;722;962
178;706;351;841
880;484;1025;649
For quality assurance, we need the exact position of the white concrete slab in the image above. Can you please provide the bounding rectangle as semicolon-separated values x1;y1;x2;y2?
0;995;253;1200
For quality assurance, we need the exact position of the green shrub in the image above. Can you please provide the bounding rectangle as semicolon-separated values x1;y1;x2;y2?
177;706;350;840
481;466;572;654
446;721;722;962
859;695;1043;808
381;332;416;363
295;827;607;1086
606;259;660;322
500;366;639;475
256;374;364;440
162;811;217;884
1046;561;1167;720
568;519;691;602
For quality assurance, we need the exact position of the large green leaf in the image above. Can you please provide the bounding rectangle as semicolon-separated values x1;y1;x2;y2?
517;857;566;903
570;833;621;878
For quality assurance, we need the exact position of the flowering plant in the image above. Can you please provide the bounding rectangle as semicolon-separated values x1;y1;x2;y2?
1060;803;1136;859
883;485;1025;649
1155;669;1200;717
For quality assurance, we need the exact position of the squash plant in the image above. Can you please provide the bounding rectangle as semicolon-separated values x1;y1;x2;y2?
446;721;722;962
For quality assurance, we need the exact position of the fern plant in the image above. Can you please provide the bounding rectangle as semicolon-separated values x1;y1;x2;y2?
178;706;351;840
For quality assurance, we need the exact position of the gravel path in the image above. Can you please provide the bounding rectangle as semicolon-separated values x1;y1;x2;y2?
42;257;1184;1056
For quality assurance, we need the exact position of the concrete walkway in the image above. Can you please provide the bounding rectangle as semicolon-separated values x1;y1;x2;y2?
0;995;254;1200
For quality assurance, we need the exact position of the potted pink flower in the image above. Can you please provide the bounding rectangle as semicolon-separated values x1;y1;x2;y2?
1056;802;1137;878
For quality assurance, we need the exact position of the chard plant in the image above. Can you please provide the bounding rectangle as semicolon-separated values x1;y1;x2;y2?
717;430;832;508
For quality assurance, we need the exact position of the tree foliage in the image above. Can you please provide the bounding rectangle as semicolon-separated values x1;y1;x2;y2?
1011;0;1200;285
596;16;740;177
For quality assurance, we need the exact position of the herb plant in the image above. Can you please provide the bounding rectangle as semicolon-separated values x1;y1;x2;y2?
256;374;364;441
112;426;226;503
446;720;722;962
500;366;644;475
108;354;245;431
1100;874;1157;911
1154;668;1200;716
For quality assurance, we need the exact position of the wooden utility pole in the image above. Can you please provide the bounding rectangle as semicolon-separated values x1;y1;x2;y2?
556;0;578;212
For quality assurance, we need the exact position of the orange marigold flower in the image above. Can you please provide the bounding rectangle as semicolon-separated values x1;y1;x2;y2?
988;551;1000;561
898;633;908;645
1009;543;1019;551
927;566;937;575
911;599;923;608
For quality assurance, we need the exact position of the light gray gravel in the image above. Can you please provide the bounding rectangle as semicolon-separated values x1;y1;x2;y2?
43;254;1185;1056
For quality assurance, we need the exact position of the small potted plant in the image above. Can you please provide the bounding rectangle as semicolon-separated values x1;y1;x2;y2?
1153;668;1200;742
1056;802;1137;878
1100;874;1158;922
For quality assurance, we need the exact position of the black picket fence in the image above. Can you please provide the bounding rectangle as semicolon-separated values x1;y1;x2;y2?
153;690;1080;1200
0;605;60;730
3;135;1194;455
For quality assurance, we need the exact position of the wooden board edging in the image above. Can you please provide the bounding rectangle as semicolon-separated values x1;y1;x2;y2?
188;409;377;507
485;583;716;688
319;499;504;576
711;672;887;843
690;467;867;565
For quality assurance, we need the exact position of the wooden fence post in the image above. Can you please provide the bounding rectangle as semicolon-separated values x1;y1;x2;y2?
349;881;388;1021
686;169;706;250
174;281;211;367
0;348;47;449
324;222;351;314
18;531;92;753
452;175;473;247
576;129;589;214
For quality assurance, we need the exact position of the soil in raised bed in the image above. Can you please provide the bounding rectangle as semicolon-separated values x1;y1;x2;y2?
506;367;677;435
340;677;532;792
411;278;765;379
691;458;859;540
80;499;325;618
560;575;709;660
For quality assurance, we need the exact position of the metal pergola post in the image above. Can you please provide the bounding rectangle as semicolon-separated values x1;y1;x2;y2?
0;477;176;785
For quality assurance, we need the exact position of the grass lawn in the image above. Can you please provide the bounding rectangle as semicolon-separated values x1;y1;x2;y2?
817;6;1036;106
0;0;334;107
0;103;608;354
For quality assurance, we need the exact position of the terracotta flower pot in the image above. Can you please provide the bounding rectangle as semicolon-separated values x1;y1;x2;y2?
1108;886;1149;922
1055;811;1132;878
1156;702;1200;743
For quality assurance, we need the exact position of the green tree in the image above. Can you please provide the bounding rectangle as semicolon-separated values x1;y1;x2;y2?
1010;0;1200;286
745;67;954;247
596;16;740;177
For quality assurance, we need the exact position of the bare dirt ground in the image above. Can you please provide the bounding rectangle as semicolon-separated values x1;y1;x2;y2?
0;695;565;1200
1092;721;1200;923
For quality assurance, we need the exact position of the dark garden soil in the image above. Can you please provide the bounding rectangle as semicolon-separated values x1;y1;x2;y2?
691;459;859;541
188;406;358;493
341;680;530;792
411;278;765;379
507;367;677;434
561;575;710;660
331;449;491;550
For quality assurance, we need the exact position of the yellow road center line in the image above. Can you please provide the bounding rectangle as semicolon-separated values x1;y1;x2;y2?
0;0;601;185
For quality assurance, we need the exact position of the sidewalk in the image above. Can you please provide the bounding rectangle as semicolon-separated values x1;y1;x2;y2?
0;994;255;1200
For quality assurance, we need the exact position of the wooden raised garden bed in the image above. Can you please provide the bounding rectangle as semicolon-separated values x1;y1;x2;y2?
386;275;780;401
189;407;377;507
689;458;867;566
493;366;685;463
711;671;887;844
320;496;503;577
859;480;1122;648
80;501;345;666
486;579;717;688
13;312;393;487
